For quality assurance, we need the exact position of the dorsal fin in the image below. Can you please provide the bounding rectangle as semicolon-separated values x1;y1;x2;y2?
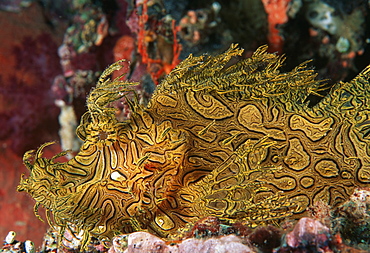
315;65;370;116
156;44;324;107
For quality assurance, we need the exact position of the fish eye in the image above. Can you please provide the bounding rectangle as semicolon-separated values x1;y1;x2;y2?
110;171;125;182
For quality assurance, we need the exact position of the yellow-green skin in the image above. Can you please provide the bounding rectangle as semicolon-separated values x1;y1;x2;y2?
17;45;370;246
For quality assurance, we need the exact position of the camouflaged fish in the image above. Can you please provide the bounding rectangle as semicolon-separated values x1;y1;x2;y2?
18;45;370;246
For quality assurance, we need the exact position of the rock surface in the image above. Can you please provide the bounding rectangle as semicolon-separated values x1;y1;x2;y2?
109;232;254;253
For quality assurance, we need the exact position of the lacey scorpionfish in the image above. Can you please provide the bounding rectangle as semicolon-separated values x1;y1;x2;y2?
18;45;370;246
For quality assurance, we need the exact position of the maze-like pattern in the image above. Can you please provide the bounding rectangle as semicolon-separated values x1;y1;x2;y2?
17;45;370;248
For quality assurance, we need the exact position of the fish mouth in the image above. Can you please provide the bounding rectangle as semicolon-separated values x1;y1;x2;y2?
17;174;29;192
17;185;25;192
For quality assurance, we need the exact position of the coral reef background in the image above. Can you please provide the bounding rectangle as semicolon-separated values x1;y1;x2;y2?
0;2;64;247
1;0;370;250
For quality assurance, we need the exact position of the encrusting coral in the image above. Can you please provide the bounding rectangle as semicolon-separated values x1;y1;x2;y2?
17;44;370;249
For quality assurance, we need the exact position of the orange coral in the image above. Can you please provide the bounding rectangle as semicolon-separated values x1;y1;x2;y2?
261;0;291;53
136;0;182;84
112;35;135;79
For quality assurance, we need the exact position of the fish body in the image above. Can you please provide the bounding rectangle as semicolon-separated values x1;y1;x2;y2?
18;45;370;245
